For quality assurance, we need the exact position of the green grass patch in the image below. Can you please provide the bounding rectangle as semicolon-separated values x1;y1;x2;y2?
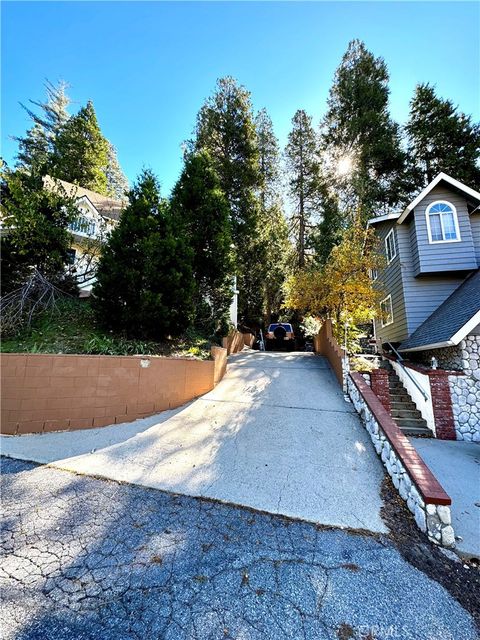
1;298;213;359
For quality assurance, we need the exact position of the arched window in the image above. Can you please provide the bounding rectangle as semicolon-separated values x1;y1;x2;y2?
426;201;461;243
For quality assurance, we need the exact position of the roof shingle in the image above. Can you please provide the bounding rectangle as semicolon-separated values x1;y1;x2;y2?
399;269;480;351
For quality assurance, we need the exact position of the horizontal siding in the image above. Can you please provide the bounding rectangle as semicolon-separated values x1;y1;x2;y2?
471;212;480;265
413;186;477;273
403;273;466;337
374;222;409;343
410;219;421;275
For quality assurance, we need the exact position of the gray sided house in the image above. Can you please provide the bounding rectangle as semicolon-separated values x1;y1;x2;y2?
369;173;480;354
369;173;480;441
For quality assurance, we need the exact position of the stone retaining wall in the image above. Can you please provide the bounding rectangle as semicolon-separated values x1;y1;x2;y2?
347;373;454;547
1;347;227;436
446;335;480;441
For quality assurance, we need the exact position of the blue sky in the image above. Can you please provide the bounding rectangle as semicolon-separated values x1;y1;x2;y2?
2;1;479;195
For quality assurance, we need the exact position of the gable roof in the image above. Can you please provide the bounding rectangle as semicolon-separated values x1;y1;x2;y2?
43;176;126;221
367;212;401;227
367;173;480;228
398;269;480;352
397;172;480;225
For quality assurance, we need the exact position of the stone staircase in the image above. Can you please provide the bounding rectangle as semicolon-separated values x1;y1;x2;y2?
381;361;432;437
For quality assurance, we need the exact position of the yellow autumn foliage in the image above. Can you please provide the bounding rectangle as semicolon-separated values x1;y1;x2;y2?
285;224;384;327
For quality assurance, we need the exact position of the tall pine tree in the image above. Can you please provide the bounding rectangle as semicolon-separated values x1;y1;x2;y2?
255;109;292;320
170;150;234;330
105;142;129;198
14;80;71;175
192;77;263;322
321;40;410;222
406;83;480;187
285;110;322;268
93;170;194;339
51;101;110;194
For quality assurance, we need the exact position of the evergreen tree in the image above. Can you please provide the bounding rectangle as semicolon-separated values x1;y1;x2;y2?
14;80;71;174
256;108;281;210
255;109;292;320
285;110;322;268
192;77;263;322
406;83;480;187
170;151;234;329
321;40;410;221
93;170;195;339
311;185;344;267
105;142;129;198
51;101;110;194
0;167;78;293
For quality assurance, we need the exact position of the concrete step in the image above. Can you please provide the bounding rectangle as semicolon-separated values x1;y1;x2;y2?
399;425;433;437
391;408;423;419
389;389;409;397
390;395;412;409
388;381;406;390
395;417;429;429
390;400;418;410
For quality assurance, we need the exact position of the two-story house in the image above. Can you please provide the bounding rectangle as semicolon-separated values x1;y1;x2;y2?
43;176;126;295
369;173;480;441
369;172;480;357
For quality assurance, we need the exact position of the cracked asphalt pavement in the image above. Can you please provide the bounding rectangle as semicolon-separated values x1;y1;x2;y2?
1;458;477;640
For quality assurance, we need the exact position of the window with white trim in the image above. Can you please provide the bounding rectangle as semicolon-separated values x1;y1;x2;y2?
385;229;396;263
380;295;393;327
426;201;460;243
369;268;378;281
69;216;96;236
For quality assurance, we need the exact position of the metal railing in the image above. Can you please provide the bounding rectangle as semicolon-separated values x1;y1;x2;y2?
385;342;430;402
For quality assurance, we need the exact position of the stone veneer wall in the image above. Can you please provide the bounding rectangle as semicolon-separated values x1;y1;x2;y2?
347;373;454;547
448;335;480;442
410;344;463;371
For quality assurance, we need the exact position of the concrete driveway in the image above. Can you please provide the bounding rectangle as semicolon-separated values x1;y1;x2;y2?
411;438;480;558
1;351;386;532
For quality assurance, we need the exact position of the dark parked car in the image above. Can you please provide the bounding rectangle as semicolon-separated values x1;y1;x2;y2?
265;323;295;351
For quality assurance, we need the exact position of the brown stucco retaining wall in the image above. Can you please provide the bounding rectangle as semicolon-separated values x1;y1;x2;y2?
222;330;255;355
314;320;346;388
1;347;228;435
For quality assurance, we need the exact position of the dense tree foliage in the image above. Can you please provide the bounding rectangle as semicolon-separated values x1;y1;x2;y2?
14;80;71;175
192;76;264;322
0;168;78;293
105;142;129;199
406;83;480;187
170;151;234;330
93;170;195;339
6;52;477;342
51;101;110;194
285;110;322;268
256;109;292;320
13;82;128;196
321;40;411;223
285;223;384;343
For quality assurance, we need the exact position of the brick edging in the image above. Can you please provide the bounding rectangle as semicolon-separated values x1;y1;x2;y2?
350;372;451;506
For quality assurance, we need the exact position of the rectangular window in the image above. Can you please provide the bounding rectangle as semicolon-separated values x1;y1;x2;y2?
429;213;443;241
369;268;378;281
385;229;396;263
380;295;394;327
